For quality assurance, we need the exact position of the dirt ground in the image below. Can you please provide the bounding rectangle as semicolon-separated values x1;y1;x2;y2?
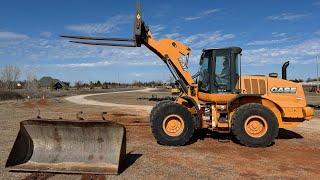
87;91;171;106
306;92;320;105
1;91;320;179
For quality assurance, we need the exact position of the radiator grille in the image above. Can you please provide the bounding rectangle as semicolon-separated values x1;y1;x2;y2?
243;78;266;94
251;79;259;94
244;79;251;93
259;80;266;94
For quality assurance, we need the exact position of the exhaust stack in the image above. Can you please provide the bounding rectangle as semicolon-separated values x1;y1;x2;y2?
282;61;290;80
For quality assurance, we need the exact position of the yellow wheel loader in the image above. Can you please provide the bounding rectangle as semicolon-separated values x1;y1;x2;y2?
6;1;314;175
61;2;313;147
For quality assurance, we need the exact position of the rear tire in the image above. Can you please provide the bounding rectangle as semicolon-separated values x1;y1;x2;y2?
231;103;279;147
150;102;194;146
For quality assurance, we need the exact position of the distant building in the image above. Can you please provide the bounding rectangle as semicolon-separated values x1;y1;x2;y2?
53;81;64;90
39;76;68;90
39;76;59;89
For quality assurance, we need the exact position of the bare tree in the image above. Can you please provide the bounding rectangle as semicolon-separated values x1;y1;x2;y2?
74;81;83;90
25;70;39;96
0;65;21;90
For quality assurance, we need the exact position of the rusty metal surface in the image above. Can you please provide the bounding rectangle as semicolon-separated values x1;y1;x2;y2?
6;119;126;175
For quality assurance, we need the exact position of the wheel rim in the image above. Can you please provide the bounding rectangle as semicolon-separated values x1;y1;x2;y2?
244;115;268;138
162;115;185;137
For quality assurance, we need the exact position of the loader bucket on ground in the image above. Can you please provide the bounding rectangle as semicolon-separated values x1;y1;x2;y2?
5;119;126;175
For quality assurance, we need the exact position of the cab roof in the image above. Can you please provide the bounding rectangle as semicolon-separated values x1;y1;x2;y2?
203;47;242;54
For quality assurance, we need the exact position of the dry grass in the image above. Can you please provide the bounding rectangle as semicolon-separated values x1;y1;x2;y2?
0;91;24;101
1;91;320;179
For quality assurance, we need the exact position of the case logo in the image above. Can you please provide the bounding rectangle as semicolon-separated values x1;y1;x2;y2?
270;87;297;93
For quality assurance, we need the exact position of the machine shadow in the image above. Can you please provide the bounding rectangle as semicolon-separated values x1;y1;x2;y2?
187;128;303;146
277;128;303;139
187;129;233;145
120;152;142;173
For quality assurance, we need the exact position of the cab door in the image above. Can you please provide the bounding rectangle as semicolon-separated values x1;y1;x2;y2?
211;50;232;93
197;48;241;103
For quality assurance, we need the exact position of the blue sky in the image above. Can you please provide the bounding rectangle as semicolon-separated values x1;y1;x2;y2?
0;0;320;83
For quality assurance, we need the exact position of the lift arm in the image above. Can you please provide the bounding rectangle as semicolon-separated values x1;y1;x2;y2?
61;2;195;93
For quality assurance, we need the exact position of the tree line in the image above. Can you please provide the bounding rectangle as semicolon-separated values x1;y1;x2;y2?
0;65;168;91
2;64;318;91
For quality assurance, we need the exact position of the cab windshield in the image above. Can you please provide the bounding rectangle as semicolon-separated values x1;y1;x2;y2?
214;51;231;92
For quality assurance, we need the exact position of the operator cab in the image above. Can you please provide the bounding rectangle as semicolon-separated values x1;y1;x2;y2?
197;47;242;94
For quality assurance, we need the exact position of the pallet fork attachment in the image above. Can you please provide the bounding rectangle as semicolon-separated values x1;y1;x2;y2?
61;1;146;48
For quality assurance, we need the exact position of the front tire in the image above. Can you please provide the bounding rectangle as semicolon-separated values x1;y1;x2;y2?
231;103;279;147
150;102;195;146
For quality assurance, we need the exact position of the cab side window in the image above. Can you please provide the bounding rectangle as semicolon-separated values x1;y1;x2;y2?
198;55;210;92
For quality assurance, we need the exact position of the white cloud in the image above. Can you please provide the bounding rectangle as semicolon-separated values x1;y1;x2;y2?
4;28;318;74
149;24;166;37
55;60;112;68
313;1;320;6
160;31;235;64
40;31;52;38
182;31;235;49
244;38;320;66
247;38;289;46
65;15;133;34
272;32;287;38
128;72;166;81
18;31;231;66
267;13;307;21
2;35;163;68
127;61;162;66
0;31;29;40
203;9;220;15
185;9;220;21
36;31;233;65
150;24;165;32
165;33;181;39
185;17;201;21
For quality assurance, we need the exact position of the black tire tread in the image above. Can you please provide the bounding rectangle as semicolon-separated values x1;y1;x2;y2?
231;103;279;147
150;102;194;146
150;100;174;123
